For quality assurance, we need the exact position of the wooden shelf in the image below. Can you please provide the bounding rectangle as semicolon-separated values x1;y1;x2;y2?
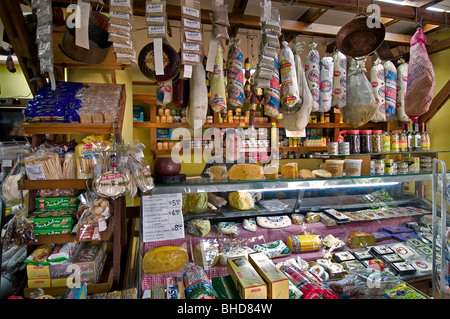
32;218;114;245
23;252;114;298
133;121;272;128
280;146;328;152
20;84;126;136
22;178;92;190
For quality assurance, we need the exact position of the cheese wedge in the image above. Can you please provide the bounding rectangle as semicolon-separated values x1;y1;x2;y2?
143;246;189;274
228;164;264;181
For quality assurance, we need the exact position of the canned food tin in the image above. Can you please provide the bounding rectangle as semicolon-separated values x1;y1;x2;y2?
397;162;408;174
404;157;420;173
375;159;385;175
338;142;350;155
420;156;432;172
370;160;375;175
384;159;395;175
327;142;339;155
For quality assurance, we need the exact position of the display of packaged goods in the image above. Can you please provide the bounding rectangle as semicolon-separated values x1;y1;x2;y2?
28;210;75;230
35;197;79;210
248;252;289;299
72;241;107;284
211;276;241;299
227;256;267;299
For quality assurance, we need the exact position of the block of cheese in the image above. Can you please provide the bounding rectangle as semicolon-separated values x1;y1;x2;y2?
143;246;189;274
252;240;291;258
299;169;315;179
193;241;219;269
228;192;255;210
219;246;255;265
228;164;264;181
281;163;298;179
346;231;376;249
256;216;291;229
206;165;228;179
264;165;279;180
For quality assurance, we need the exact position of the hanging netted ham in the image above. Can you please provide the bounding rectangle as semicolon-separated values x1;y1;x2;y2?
279;42;313;132
341;58;377;127
405;27;436;122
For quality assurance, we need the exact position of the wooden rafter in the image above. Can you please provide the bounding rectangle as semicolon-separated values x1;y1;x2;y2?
270;0;449;26
0;0;46;95
229;0;248;39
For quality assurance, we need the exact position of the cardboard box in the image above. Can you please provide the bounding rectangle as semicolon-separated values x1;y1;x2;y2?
28;210;75;229
28;278;51;289
72;241;107;284
27;264;50;279
35;197;79;210
51;277;74;288
227;256;267;299
248;252;290;299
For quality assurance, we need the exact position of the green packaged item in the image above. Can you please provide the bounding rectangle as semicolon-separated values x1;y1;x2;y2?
33;228;71;236
28;210;75;229
184;193;208;213
211;276;240;299
35;197;79;210
385;283;426;299
183;262;218;299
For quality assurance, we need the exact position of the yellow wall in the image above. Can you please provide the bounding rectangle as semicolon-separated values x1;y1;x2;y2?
428;29;450;167
0;63;32;98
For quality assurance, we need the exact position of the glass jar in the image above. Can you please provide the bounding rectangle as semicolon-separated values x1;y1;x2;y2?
343;130;360;154
382;131;391;152
390;130;400;153
399;130;408;152
360;130;372;154
372;130;383;153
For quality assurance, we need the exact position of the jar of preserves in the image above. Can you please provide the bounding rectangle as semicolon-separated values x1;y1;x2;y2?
339;130;360;154
372;130;383;153
390;130;400;153
382;131;391;152
360;130;372;154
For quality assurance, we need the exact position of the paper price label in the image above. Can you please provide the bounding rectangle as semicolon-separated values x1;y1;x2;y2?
142;193;184;242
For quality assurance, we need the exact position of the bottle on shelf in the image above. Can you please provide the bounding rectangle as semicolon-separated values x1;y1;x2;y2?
412;123;422;151
399;128;408;152
382;131;391;152
421;123;431;151
403;122;413;152
390;130;400;153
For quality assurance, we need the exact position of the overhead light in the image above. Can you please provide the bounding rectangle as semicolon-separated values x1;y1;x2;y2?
426;7;445;12
375;0;407;5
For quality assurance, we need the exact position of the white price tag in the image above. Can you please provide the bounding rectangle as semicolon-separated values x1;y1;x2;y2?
25;164;46;180
141;193;184;242
153;37;164;76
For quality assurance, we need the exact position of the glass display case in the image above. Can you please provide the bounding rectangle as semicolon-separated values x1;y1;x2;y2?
137;172;443;299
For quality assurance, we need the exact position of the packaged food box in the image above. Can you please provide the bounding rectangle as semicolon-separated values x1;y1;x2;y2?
28;210;75;229
35;197;79;210
248;252;289;299
227;256;267;299
27;264;50;279
28;278;51;289
72;241;107;284
33;228;71;236
211;276;240;299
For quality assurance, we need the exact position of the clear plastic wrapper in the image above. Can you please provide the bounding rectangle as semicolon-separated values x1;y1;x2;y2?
110;11;133;27
183;262;218;299
212;23;229;40
1;152;28;202
191;239;220;270
211;0;230;26
75;135;113;179
1;206;37;245
75;191;111;241
180;0;201;21
128;141;154;193
24;149;63;180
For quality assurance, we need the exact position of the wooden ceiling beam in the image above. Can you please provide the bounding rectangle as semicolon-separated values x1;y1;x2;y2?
270;0;449;26
229;0;249;39
0;0;46;95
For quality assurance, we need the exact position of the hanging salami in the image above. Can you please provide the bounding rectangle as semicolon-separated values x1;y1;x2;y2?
187;60;208;129
332;50;346;109
304;42;320;112
279;41;301;115
383;60;397;121
209;46;227;116
318;56;334;113
263;56;281;118
396;58;410;122
226;38;244;108
370;58;386;122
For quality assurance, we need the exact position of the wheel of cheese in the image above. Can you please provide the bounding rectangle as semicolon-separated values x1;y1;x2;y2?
142;246;189;274
281;163;298;179
263;165;278;180
138;41;180;82
206;165;228;179
312;169;332;178
228;164;264;181
256;216;291;229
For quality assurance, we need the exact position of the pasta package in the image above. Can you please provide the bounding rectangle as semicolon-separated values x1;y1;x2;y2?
226;38;245;107
318;56;334;112
332;51;346;109
304;42;320;112
384;60;398;121
370;58;386;122
75;135;112;179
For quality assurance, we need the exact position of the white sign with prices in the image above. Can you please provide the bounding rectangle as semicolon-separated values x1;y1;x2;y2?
142;193;184;242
